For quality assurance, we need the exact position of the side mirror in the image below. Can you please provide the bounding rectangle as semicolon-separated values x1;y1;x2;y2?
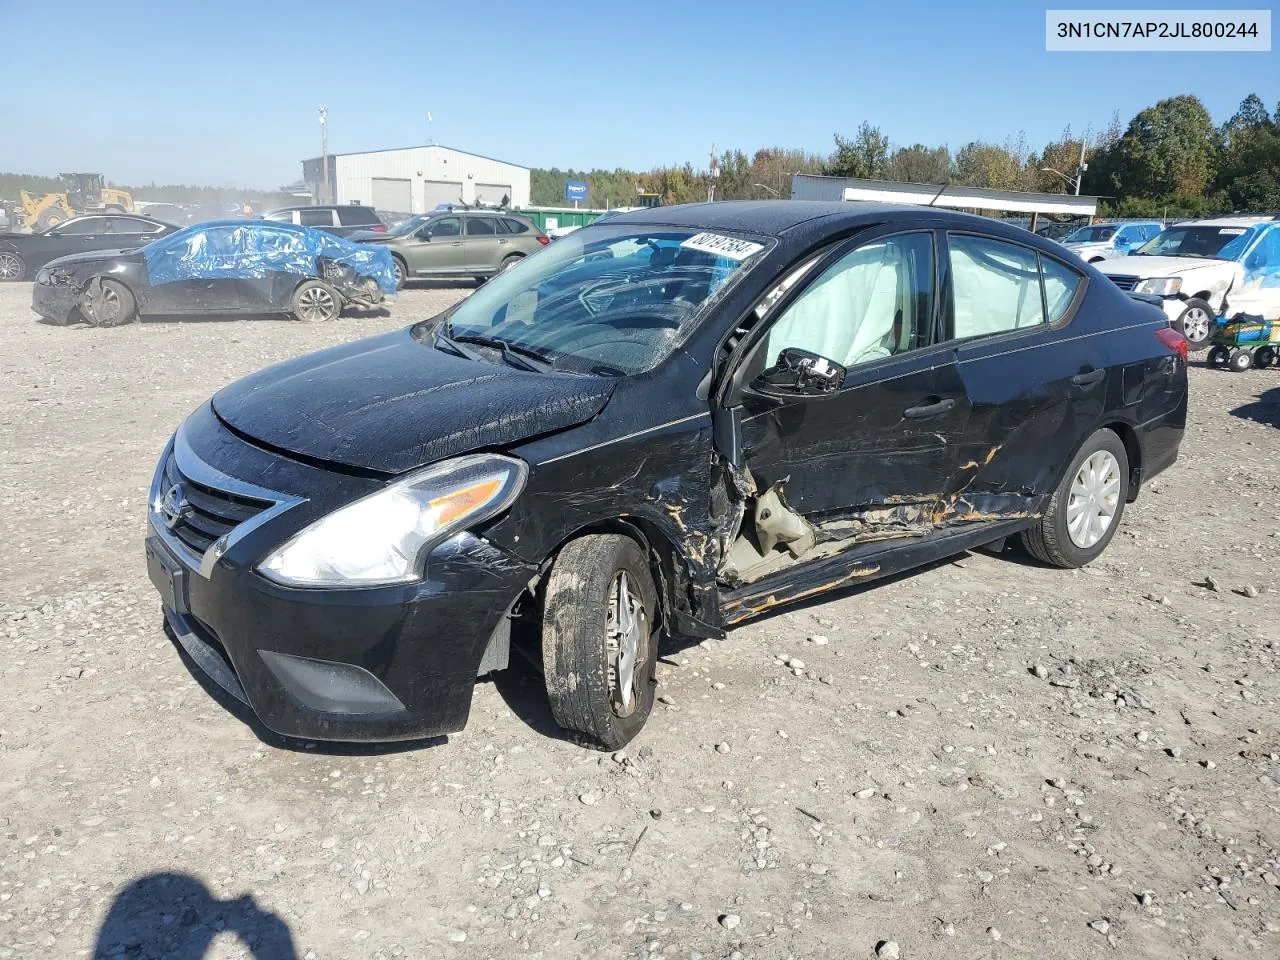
417;229;432;241
752;348;846;396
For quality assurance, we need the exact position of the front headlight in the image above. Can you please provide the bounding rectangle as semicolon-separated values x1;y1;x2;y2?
258;454;527;588
36;267;72;286
1135;277;1182;297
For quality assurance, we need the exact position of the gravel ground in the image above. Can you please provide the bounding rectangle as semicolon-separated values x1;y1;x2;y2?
1;280;1278;960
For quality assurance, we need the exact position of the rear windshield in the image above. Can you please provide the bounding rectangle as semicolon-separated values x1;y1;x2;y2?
338;206;382;225
1064;225;1116;243
427;226;770;376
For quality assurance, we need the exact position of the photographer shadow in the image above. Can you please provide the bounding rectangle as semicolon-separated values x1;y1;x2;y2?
93;872;298;960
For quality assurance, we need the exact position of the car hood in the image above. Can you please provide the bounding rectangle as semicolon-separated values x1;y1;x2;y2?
1063;241;1110;254
44;248;144;269
1099;255;1231;277
211;327;616;475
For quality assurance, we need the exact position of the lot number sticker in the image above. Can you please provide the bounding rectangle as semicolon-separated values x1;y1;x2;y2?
680;232;764;260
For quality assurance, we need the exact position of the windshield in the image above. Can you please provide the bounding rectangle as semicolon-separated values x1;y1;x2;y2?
1064;225;1116;244
426;225;768;375
386;215;430;237
1135;224;1258;259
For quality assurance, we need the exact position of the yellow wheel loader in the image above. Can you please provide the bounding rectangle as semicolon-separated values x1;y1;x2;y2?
19;173;134;231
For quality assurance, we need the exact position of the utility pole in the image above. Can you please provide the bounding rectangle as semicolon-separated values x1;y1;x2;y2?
707;143;718;203
319;105;329;204
1075;133;1087;196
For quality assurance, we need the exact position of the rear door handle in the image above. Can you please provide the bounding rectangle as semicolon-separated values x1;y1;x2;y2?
1071;368;1105;386
903;397;956;419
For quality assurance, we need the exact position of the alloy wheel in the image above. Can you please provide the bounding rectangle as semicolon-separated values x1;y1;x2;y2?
1066;450;1121;549
297;286;336;321
1181;307;1212;344
605;570;647;717
0;253;21;281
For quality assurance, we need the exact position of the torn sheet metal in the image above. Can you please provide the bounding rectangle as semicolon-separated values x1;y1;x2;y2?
143;220;397;296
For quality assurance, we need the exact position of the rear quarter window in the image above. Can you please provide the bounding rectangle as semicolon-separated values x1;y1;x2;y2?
503;218;530;234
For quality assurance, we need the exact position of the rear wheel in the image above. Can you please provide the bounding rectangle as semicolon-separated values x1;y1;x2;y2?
79;279;136;327
291;280;341;322
541;535;659;750
1206;344;1231;367
1228;348;1253;372
1175;299;1215;351
1021;429;1128;568
1255;346;1276;369
0;251;24;281
500;254;523;272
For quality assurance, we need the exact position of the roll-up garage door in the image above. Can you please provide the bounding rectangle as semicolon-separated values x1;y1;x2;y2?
421;180;463;211
371;178;412;215
476;183;513;206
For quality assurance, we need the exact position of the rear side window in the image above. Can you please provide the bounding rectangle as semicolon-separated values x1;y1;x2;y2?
1041;257;1083;323
338;206;381;225
467;217;497;235
264;211;294;223
104;217;160;234
298;208;334;227
58;219;105;236
949;235;1044;337
503;218;530;234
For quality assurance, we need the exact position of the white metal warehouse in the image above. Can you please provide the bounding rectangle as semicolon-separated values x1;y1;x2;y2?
301;144;531;216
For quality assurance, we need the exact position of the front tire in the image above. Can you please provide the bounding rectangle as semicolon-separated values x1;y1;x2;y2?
0;251;24;281
1021;429;1128;568
291;280;341;322
391;256;407;291
1228;348;1253;372
79;278;136;327
1175;298;1215;351
541;535;659;750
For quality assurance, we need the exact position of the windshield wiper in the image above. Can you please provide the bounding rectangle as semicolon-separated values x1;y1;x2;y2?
451;332;555;373
434;328;488;364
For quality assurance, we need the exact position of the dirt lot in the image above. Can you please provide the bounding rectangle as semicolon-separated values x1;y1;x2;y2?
0;279;1278;960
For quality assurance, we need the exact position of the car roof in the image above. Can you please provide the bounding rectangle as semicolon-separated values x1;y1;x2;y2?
609;200;1035;238
266;204;372;213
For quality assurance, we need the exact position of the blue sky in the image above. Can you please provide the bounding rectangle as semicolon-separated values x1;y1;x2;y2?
3;0;1276;188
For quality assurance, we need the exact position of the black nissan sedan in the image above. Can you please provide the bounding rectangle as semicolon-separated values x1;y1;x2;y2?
146;201;1188;749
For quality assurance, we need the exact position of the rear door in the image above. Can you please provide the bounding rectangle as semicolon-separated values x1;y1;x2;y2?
945;231;1095;515
461;216;502;272
730;228;971;535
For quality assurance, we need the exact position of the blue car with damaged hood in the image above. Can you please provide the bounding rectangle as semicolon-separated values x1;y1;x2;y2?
32;220;396;326
145;201;1187;750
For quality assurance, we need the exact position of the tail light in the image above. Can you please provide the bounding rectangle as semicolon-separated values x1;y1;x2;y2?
1155;326;1189;364
536;235;550;246
370;224;387;233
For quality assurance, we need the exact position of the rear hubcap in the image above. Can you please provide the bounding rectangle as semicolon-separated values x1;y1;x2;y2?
1066;450;1121;549
606;571;647;717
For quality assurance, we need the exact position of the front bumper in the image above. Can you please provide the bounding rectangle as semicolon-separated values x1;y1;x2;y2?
31;281;79;324
146;407;536;742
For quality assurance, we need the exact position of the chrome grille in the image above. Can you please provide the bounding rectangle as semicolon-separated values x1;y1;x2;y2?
1107;275;1139;292
159;451;271;558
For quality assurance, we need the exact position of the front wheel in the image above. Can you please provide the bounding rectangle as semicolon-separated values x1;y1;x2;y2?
541;535;659;750
292;280;341;322
1228;348;1254;372
391;256;407;291
1021;429;1128;568
79;278;136;327
1176;299;1215;351
0;251;25;281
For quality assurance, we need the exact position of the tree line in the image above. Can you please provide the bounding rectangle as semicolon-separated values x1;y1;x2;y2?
530;93;1280;219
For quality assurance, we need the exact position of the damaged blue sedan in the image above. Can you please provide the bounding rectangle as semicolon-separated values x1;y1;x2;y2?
32;220;396;326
